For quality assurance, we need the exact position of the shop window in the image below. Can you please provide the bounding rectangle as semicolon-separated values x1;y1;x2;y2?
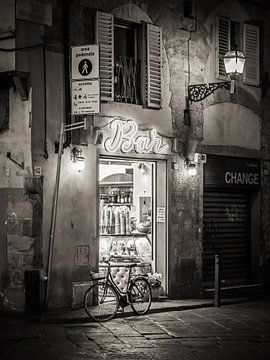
216;16;260;86
96;11;162;108
99;159;154;264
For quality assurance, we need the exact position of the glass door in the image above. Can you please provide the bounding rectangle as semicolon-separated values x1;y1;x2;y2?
98;158;155;265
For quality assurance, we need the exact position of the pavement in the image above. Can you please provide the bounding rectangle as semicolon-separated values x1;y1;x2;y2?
1;297;270;359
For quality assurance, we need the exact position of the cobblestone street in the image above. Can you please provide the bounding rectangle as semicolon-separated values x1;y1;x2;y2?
1;299;270;359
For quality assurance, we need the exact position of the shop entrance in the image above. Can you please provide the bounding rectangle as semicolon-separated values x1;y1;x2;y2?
98;157;167;294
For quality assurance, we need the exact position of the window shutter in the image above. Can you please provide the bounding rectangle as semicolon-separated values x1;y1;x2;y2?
243;24;260;86
146;23;162;109
95;11;114;101
216;16;230;79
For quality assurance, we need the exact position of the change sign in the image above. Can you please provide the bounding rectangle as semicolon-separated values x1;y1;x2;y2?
71;44;99;80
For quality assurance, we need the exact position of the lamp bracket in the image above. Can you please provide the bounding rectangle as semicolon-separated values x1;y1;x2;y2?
6;152;25;169
188;81;230;102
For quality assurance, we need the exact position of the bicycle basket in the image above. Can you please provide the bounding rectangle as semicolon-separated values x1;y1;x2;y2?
89;267;107;281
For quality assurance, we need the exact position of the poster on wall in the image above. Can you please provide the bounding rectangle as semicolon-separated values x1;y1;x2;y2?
157;207;166;223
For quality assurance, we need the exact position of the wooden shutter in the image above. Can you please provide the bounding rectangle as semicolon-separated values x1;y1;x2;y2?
95;11;114;101
216;16;230;79
243;24;260;86
146;23;162;109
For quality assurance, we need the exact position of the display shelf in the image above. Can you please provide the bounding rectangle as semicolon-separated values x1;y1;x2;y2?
100;232;150;237
103;203;133;206
100;181;133;187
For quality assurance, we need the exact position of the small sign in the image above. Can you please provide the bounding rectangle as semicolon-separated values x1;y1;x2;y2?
71;79;100;115
204;155;261;189
71;45;99;80
157;207;166;223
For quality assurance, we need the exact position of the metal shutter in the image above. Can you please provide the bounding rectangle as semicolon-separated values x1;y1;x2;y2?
243;23;260;86
216;16;230;79
146;23;162;109
95;11;114;101
203;190;250;286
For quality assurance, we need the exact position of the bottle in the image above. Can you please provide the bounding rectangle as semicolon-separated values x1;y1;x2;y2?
129;188;133;203
120;211;126;235
117;191;120;203
121;191;125;203
115;209;120;235
112;190;116;203
124;191;128;203
142;201;148;222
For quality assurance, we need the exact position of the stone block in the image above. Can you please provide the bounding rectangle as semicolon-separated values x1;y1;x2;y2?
72;282;91;309
5;288;24;311
20;218;32;236
30;194;43;218
23;253;34;268
7;235;34;252
32;218;42;236
10;270;24;288
7;253;23;269
24;176;43;194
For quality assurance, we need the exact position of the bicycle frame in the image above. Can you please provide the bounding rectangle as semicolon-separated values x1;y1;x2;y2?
94;262;148;307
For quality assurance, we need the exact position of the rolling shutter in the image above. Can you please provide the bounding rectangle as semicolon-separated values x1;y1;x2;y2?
243;23;260;86
95;11;114;101
146;23;162;109
203;190;250;286
216;16;230;79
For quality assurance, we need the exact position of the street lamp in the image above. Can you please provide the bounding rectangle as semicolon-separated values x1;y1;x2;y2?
188;49;246;102
44;118;87;309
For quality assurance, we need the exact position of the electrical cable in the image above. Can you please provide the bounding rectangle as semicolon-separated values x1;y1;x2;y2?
0;43;43;52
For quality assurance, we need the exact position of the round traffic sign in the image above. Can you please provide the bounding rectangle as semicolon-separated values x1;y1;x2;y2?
78;59;92;76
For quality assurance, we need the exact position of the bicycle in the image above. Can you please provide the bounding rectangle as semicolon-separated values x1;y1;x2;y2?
84;261;152;322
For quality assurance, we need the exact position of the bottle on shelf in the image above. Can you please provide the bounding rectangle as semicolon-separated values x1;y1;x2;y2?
111;190;116;203
129;188;133;203
124;191;128;203
120;191;125;203
142;201;148;222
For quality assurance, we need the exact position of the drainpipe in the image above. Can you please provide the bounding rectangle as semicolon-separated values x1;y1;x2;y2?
44;0;71;309
63;0;72;148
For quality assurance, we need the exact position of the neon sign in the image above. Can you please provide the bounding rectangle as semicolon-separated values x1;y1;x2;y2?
104;119;169;154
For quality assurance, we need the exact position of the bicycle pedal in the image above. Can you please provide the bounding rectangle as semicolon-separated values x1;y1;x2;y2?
117;307;124;313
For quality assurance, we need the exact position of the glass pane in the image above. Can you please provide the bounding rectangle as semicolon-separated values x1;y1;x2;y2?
99;159;154;265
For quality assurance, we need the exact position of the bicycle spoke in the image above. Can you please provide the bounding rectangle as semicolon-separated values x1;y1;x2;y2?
129;278;152;315
84;282;119;322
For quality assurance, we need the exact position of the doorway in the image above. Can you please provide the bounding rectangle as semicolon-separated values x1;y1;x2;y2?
98;157;168;294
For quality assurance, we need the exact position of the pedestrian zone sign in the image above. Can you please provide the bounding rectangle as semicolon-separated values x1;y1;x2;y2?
71;79;100;115
71;44;99;80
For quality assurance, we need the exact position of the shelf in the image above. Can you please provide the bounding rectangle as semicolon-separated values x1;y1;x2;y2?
100;232;150;237
101;202;133;206
100;182;133;187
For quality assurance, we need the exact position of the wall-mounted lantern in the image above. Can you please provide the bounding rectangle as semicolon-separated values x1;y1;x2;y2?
184;158;197;176
188;49;246;102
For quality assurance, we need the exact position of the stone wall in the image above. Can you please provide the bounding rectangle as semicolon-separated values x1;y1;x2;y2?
5;177;42;310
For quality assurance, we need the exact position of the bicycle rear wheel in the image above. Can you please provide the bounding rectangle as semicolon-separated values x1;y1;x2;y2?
129;277;152;315
84;282;119;322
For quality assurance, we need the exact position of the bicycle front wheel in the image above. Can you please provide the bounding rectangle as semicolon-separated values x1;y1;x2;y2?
84;282;119;322
129;277;152;315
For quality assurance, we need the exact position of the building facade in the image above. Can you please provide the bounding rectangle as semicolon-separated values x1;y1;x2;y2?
0;0;270;310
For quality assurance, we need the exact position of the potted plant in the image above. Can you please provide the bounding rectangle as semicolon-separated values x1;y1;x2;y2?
147;273;162;299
